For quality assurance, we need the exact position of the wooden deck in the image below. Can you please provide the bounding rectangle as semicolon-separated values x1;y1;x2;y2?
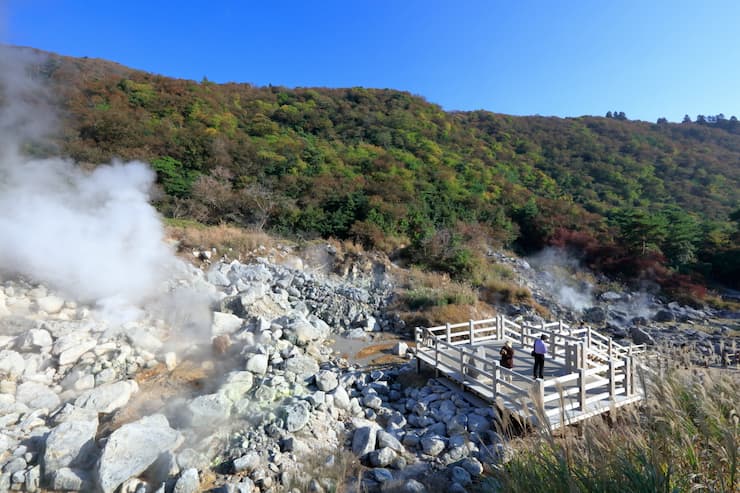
414;316;647;430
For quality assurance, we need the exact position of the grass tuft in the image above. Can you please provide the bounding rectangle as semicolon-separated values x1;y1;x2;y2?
479;366;739;493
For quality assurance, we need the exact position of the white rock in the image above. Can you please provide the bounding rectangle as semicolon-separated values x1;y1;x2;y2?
16;381;60;410
36;296;65;315
97;414;183;493
211;312;243;337
186;393;232;429
246;354;268;375
0;350;25;378
75;380;138;413
43;418;99;477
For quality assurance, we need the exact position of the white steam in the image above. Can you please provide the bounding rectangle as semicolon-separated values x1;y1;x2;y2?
0;152;174;306
528;247;594;312
0;44;203;324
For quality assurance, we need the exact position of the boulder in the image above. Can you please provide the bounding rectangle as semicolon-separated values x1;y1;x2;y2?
16;381;60;410
245;354;268;375
43;418;99;477
211;312;243;337
582;306;607;324
36;296;65;314
75;380;138;413
314;370;339;392
97;414;183;493
281;401;311;432
186;393;232;429
173;468;199;493
653;309;675;322
352;426;377;458
630;325;656;346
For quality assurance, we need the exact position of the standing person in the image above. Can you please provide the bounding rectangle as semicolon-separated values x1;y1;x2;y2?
532;334;548;379
500;341;514;381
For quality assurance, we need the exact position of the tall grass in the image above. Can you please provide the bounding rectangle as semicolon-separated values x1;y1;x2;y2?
481;366;739;492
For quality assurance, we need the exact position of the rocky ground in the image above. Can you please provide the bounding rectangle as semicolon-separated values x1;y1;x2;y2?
1;245;737;493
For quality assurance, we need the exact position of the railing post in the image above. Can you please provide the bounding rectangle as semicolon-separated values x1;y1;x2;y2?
459;347;465;390
580;344;588;368
533;378;545;415
446;323;451;343
469;319;474;345
587;327;592;349
623;356;632;395
565;343;572;372
493;360;500;399
608;359;616;400
521;323;526;346
578;368;587;411
608;338;613;359
415;327;420;345
496;314;503;340
434;339;439;378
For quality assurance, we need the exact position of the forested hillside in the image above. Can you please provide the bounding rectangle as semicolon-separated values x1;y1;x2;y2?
20;50;740;292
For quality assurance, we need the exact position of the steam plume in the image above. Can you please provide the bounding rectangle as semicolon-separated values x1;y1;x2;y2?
0;45;182;314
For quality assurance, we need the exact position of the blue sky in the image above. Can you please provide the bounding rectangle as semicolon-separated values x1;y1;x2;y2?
3;0;739;122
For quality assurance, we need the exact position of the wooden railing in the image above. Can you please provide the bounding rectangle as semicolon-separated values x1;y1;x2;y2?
414;314;645;427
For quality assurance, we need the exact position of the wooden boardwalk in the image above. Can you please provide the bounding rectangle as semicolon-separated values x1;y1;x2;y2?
414;316;647;430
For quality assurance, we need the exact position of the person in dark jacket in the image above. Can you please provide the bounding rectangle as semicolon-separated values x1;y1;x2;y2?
500;340;514;381
532;334;548;379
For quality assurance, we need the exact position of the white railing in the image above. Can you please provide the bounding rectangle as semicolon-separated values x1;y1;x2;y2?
414;314;643;427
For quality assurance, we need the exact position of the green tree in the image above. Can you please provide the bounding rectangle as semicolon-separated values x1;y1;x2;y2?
150;156;199;197
660;206;701;268
612;208;669;255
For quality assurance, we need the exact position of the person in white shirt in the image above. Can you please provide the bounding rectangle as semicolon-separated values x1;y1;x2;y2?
532;334;548;379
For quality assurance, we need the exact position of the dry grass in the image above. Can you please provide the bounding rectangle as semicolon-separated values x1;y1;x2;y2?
481;365;740;493
165;219;276;261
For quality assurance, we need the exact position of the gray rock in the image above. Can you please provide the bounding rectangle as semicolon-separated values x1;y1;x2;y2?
467;413;490;433
186;393;232;428
126;328;163;353
282;401;311;432
399;479;427;493
368;447;396;467
583;306;607;324
232;451;260;473
75;380;138;413
16;382;60;410
372;468;393;482
0;350;25;378
16;329;52;351
392;342;408;357
43;418;99;477
53;335;96;366
245;354;268;375
450;466;472;485
377;430;404;453
363;394;383;410
352;426;377;457
173;468;199;493
421;436;446;457
653;309;675;322
630;325;656;346
219;372;254;403
600;291;623;302
211;312;243;337
330;386;351;411
97;414;183;493
36;296;64;314
459;457;483;476
285;318;324;346
314;370;339;392
3;457;26;474
51;467;92;491
285;354;319;379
